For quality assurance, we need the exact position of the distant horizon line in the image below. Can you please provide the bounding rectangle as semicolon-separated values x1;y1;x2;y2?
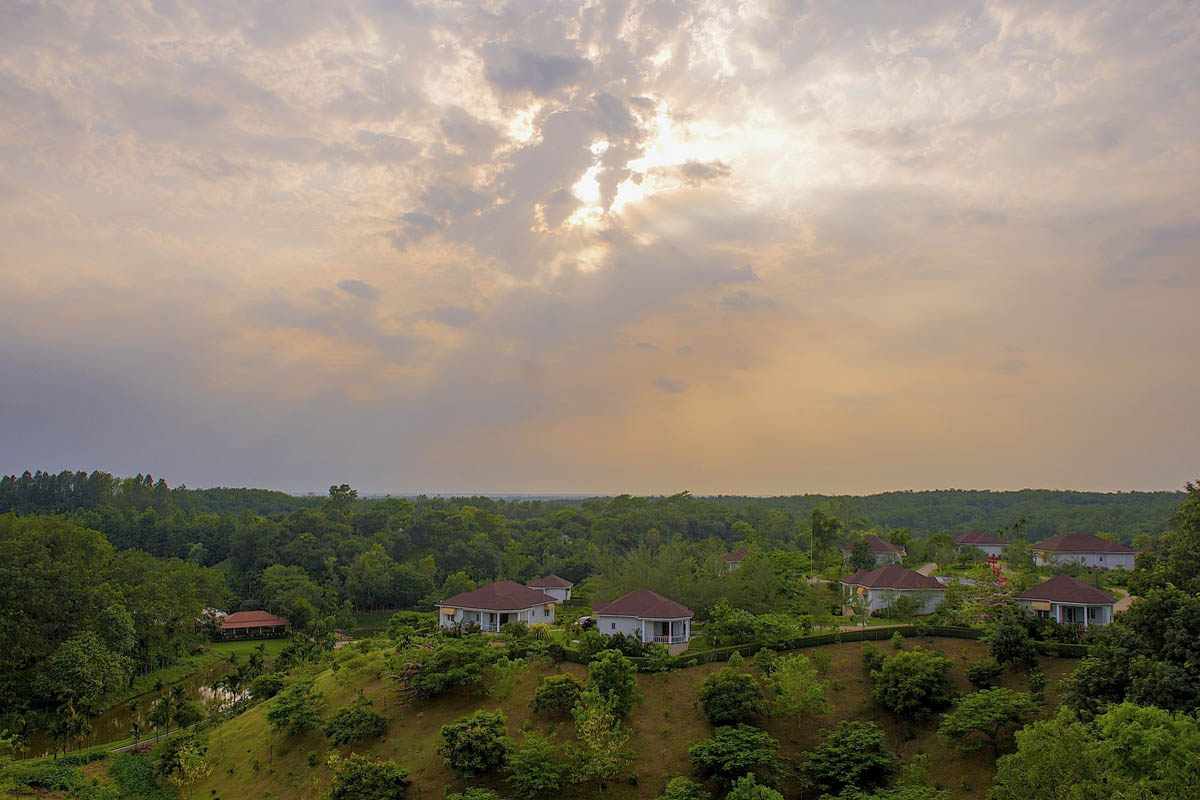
281;487;1186;499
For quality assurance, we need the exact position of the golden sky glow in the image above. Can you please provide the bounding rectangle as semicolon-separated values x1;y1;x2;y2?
1;0;1198;494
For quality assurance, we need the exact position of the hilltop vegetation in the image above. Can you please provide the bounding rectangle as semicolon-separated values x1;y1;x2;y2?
2;472;1199;799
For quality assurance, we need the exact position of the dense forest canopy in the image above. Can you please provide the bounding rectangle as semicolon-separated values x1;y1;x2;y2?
0;468;1186;734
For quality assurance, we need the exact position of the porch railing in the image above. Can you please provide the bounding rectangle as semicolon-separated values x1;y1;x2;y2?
647;635;688;644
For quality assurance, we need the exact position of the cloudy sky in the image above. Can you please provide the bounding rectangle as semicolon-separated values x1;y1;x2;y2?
1;0;1198;495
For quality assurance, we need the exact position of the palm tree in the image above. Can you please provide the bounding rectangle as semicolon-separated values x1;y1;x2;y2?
148;695;170;742
130;721;141;746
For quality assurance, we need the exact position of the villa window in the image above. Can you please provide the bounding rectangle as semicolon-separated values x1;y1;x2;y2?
611;622;616;630
543;609;550;617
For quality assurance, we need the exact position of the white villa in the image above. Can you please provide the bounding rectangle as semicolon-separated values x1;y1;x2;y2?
842;534;906;566
720;547;751;574
1032;533;1136;570
437;581;557;632
952;530;1007;559
527;574;574;602
593;589;694;654
1015;574;1116;627
840;564;947;615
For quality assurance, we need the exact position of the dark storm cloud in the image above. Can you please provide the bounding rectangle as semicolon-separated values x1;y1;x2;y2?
337;279;380;301
484;47;592;95
652;376;687;394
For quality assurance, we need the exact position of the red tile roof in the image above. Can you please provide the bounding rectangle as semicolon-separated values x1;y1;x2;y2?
220;610;290;629
841;564;945;590
722;547;751;562
439;581;557;611
593;589;693;619
528;574;574;589
953;530;1006;546
842;534;905;554
1015;575;1116;605
1033;533;1134;553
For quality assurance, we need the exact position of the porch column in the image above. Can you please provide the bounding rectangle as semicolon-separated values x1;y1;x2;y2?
1083;605;1088;628
641;619;646;643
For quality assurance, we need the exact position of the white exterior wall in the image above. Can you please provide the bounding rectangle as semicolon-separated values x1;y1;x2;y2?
957;544;1006;559
538;586;571;602
1017;599;1114;626
438;604;555;630
1034;551;1135;570
596;615;690;644
597;615;642;637
854;588;946;614
842;551;902;566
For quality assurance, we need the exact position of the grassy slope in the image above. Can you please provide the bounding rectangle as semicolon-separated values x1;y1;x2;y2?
192;638;1076;800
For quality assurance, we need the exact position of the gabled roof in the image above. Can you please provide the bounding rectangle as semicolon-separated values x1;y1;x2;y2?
528;573;574;589
841;564;944;591
1016;575;1116;605
722;546;751;562
593;589;693;619
221;610;290;629
842;534;905;554
439;581;557;611
953;530;1006;546
1033;533;1134;554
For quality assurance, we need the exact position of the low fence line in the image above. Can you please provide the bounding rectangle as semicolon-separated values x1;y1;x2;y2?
560;624;1091;667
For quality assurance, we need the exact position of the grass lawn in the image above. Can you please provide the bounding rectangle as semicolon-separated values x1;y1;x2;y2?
190;637;1077;800
210;639;289;660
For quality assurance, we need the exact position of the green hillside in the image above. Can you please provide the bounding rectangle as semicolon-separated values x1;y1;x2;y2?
191;636;1075;800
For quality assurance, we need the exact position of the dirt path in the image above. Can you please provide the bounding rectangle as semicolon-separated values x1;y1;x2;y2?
1113;588;1135;613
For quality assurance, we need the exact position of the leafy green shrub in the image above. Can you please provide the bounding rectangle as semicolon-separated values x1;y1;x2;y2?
754;648;779;675
803;720;897;795
726;773;784;800
939;687;1040;756
688;724;780;787
323;695;387;744
438;710;510;778
250;672;285;701
529;674;584;716
767;653;830;719
985;605;1039;670
861;643;886;673
589;649;639;717
5;760;84;791
108;753;172;800
696;667;764;724
547;643;566;662
390;634;500;701
505;731;570;798
891;631;905;650
643;643;674;672
606;631;647;657
446;790;502;800
266;679;324;735
152;732;210;790
328;752;410;800
1026;668;1047;702
870;648;955;721
659;775;710;800
727;650;745;669
577;629;609;661
966;657;1004;690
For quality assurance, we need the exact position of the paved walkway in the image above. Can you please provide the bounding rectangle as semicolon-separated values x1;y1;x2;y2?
915;562;938;576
